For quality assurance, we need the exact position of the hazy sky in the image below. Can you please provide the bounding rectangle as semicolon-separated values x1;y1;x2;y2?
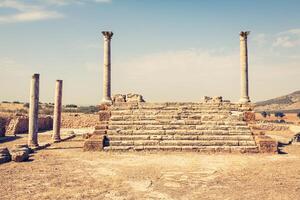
0;0;300;105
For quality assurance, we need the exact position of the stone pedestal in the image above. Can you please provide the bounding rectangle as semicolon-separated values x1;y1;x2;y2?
239;31;251;103
28;74;39;147
52;80;63;142
83;109;111;151
101;31;113;104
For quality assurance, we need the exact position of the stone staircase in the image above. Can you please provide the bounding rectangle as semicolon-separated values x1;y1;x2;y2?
99;102;258;153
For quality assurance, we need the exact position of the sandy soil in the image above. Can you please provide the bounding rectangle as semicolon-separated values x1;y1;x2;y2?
1;131;300;200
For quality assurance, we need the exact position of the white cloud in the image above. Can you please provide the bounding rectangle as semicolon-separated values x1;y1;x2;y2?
40;0;111;6
0;10;63;23
0;0;111;24
273;28;300;48
0;0;63;24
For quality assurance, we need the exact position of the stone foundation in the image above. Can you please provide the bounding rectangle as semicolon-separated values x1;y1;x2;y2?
254;135;278;153
84;97;259;153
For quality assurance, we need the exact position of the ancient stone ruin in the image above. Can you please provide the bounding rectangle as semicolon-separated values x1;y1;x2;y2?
83;31;277;153
0;115;53;136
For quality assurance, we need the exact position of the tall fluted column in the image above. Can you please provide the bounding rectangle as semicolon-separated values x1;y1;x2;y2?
28;73;39;147
101;31;113;104
239;31;251;103
53;80;63;142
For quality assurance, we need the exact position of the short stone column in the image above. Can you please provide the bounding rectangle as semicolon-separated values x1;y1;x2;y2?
52;80;63;142
28;74;39;147
239;31;251;103
101;31;113;104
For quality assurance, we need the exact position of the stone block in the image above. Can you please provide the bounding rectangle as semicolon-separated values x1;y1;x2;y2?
98;104;110;111
83;135;104;151
244;111;255;122
126;93;145;103
0;147;11;164
99;111;111;121
255;135;278;153
203;96;212;103
113;94;126;103
0;147;10;155
292;133;300;143
11;148;29;162
212;96;223;103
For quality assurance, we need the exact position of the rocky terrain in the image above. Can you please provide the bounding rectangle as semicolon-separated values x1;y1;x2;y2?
255;91;300;112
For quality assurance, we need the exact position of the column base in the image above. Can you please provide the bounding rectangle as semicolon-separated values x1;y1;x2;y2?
52;137;61;143
28;142;39;148
239;97;251;104
101;98;112;105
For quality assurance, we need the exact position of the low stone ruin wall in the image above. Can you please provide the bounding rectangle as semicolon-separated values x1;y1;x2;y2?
0;117;7;137
250;123;290;132
61;113;99;128
1;115;53;136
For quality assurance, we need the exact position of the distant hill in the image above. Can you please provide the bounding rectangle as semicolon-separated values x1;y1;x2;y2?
255;90;300;112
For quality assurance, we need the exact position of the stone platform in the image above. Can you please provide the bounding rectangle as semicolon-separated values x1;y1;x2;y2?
84;99;261;153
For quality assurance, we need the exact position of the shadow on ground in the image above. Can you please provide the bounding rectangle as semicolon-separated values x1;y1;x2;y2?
0;136;21;144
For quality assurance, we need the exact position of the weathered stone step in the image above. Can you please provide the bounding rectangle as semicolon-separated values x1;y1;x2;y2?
107;134;254;141
110;110;232;116
111;102;246;109
108;139;256;146
108;122;249;129
103;145;259;153
94;124;108;130
107;129;251;135
112;103;230;108
109;117;232;123
108;124;250;131
201;121;247;126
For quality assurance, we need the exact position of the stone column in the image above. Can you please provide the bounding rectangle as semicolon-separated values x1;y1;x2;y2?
101;31;113;104
28;74;39;147
52;80;63;142
239;31;251;103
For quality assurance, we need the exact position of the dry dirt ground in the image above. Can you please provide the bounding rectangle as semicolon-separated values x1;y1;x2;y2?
1;131;300;200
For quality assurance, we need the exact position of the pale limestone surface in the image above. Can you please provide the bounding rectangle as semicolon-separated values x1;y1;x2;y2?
239;31;251;103
53;80;63;142
102;31;113;104
28;74;39;147
103;101;257;152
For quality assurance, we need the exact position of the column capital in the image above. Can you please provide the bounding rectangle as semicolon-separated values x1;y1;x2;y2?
102;31;113;40
32;73;40;79
240;31;250;40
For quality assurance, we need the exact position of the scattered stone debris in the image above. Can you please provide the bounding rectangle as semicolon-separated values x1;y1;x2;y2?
292;133;300;144
203;96;223;103
112;94;126;103
112;93;145;104
10;144;31;162
126;93;145;103
0;147;11;164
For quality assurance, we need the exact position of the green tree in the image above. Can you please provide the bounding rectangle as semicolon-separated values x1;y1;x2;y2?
275;112;285;118
260;111;267;118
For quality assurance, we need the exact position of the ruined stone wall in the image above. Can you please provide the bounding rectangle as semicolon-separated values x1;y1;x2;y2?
250;123;290;132
0;117;7;137
0;114;53;136
61;113;99;128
